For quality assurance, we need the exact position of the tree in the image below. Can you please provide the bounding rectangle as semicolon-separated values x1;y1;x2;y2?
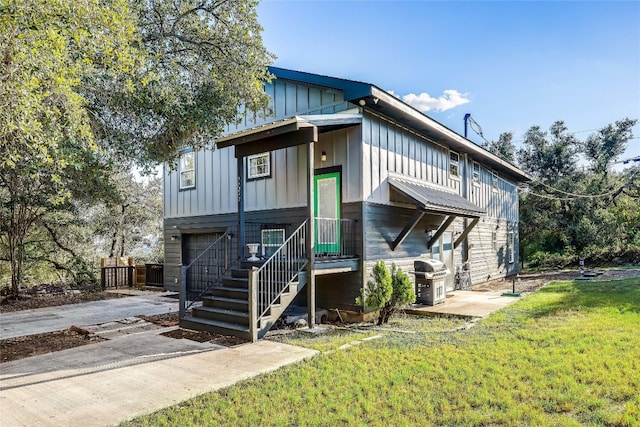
1;0;273;293
483;132;516;163
0;0;140;294
88;0;275;169
517;121;579;183
583;118;637;176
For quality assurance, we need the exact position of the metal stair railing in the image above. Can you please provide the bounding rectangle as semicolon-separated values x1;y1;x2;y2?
179;230;237;319
248;219;309;339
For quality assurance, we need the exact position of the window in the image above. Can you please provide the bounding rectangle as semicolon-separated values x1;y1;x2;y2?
449;151;460;178
507;232;515;264
179;151;195;190
248;152;271;179
492;231;497;251
473;162;480;185
261;228;285;258
491;172;499;191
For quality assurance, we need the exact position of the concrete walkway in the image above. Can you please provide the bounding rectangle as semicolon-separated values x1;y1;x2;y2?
1;333;317;426
406;289;523;318
0;291;179;340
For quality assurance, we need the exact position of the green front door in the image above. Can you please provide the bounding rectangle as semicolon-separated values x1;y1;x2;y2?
314;172;341;255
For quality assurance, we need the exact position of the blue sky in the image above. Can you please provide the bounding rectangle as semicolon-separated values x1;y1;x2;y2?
257;1;640;168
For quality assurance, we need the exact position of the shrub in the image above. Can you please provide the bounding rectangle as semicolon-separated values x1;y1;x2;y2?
357;261;416;326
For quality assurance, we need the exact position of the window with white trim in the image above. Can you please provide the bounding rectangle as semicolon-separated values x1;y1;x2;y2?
473;162;480;185
491;172;499;191
492;231;497;251
179;151;195;190
507;232;515;264
449;151;460;178
248;152;271;179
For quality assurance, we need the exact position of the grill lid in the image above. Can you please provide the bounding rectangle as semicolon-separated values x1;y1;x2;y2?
414;259;446;272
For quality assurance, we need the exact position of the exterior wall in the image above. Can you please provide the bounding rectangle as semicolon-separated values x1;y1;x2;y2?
359;111;521;294
163;202;364;308
362;112;461;204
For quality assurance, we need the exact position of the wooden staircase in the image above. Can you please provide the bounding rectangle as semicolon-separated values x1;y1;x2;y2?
180;260;307;340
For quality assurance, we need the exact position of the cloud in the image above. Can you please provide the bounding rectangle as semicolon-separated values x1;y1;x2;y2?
400;89;470;112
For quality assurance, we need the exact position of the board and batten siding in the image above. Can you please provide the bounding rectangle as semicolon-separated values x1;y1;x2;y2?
361;112;461;204
224;79;348;135
164;74;361;219
165;126;362;218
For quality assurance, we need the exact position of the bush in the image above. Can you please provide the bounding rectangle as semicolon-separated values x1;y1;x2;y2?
357;261;416;326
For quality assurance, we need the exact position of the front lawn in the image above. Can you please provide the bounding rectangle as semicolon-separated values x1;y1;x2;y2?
123;278;640;426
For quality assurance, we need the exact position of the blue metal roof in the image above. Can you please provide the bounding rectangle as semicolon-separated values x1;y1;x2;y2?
268;66;373;100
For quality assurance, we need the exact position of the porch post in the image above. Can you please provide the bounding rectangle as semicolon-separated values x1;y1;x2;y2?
237;155;245;261
307;140;316;328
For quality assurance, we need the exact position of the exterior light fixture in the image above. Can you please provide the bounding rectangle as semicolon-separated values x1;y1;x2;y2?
321;151;327;162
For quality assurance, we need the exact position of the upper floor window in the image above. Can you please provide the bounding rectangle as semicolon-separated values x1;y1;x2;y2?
491;172;499;191
248;152;271;179
179;150;195;190
473;162;480;185
449;151;460;178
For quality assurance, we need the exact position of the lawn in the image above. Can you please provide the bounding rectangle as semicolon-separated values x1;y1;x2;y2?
123;278;640;426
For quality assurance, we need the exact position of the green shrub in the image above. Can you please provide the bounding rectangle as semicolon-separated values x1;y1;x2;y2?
357;261;416;326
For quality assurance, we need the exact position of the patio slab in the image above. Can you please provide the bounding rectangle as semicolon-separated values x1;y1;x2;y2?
406;289;522;318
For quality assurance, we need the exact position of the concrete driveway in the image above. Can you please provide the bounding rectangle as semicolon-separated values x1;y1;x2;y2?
0;291;318;427
0;291;179;340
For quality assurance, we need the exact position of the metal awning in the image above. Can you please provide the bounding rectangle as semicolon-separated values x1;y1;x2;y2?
388;175;485;218
215;113;362;157
387;175;485;251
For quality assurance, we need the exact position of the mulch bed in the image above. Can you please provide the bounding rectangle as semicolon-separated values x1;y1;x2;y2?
1;328;105;364
0;289;125;313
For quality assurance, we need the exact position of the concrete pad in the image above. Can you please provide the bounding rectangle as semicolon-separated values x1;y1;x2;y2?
0;338;317;427
406;290;522;318
0;293;178;340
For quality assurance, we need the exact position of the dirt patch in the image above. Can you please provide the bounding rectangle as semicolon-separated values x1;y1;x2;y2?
0;329;105;363
475;269;640;293
0;289;126;313
137;312;180;327
161;328;247;347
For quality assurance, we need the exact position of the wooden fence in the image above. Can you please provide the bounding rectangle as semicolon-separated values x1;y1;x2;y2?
100;257;164;289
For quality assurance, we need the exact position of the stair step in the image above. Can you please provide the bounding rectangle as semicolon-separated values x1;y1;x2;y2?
231;268;249;278
211;286;249;299
222;277;249;288
180;316;250;341
192;306;249;325
203;296;248;311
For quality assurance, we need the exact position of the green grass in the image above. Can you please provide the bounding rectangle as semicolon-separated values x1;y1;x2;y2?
123;278;640;426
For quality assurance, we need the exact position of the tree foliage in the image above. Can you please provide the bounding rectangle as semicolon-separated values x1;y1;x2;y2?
89;0;275;169
483;132;516;163
518;118;639;268
1;0;273;293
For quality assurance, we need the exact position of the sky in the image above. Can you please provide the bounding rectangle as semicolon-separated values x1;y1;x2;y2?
256;0;640;168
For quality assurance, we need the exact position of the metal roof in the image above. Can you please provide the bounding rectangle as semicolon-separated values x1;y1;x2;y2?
388;175;486;218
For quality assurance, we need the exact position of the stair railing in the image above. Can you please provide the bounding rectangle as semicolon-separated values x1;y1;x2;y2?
248;219;309;340
180;230;237;319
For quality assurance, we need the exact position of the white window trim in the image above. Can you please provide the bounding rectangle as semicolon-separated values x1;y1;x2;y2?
472;162;481;186
179;151;195;190
491;171;499;192
449;151;460;179
247;152;271;180
507;232;515;264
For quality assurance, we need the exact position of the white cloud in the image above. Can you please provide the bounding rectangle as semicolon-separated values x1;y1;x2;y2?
401;89;470;112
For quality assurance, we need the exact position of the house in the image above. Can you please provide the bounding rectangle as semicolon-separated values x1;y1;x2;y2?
163;67;530;341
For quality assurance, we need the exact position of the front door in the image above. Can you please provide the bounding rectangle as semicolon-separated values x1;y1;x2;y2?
314;172;341;255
